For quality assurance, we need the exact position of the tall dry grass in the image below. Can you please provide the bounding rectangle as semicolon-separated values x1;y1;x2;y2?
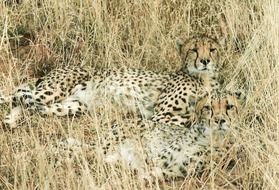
0;0;278;189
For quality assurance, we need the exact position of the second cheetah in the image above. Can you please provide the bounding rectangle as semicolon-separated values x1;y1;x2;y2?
55;90;245;179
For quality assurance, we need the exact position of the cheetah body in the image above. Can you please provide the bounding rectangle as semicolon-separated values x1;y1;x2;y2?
1;35;223;127
58;92;244;178
2;67;169;126
77;91;243;178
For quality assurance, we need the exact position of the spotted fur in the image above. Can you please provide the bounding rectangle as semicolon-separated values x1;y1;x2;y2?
0;35;223;127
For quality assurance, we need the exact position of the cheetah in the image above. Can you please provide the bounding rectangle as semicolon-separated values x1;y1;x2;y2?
56;90;245;179
0;35;223;127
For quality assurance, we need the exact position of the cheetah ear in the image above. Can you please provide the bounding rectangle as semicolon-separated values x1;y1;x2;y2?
206;34;225;49
175;38;184;56
218;37;226;48
176;37;193;67
233;90;246;105
217;12;229;49
188;95;197;108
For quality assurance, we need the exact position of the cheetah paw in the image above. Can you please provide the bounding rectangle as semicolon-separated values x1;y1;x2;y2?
3;115;18;128
35;105;50;116
104;153;120;163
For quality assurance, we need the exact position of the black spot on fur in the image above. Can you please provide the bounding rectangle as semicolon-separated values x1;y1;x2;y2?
179;167;187;176
35;78;44;86
40;95;46;99
164;112;174;117
17;89;29;93
35;98;41;102
173;107;182;111
163;162;169;168
44;91;53;95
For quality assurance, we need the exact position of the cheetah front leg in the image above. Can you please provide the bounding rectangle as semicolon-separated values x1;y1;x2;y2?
3;106;23;128
104;140;153;182
37;97;88;117
2;85;35;127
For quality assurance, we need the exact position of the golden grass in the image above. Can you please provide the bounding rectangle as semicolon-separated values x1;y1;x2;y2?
0;0;278;189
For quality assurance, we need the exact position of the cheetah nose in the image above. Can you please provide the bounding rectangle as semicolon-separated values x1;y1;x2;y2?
200;59;210;66
219;119;226;124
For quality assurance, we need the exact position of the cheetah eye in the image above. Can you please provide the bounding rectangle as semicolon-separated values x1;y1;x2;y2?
203;105;211;110
210;48;217;52
191;48;198;52
226;104;234;110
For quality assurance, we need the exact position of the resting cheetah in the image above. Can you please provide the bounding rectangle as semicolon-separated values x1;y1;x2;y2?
57;90;245;179
0;35;223;127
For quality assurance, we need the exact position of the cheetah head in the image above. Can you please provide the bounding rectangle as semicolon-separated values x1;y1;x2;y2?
195;90;245;131
176;35;222;75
